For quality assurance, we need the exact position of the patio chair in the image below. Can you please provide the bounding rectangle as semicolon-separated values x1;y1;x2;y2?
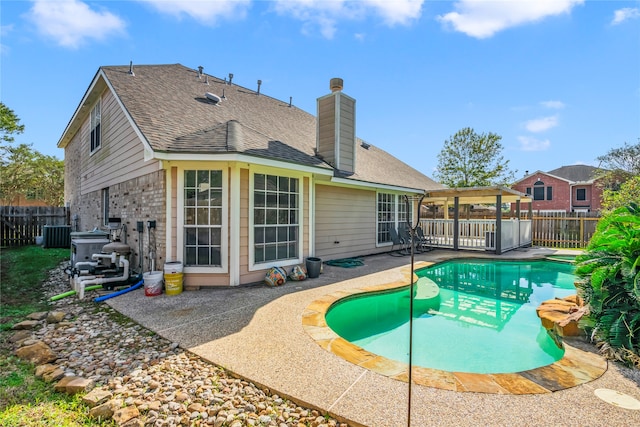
416;226;434;252
389;226;409;256
398;224;418;255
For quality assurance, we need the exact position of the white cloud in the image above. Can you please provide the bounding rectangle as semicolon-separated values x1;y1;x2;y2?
27;0;126;49
518;136;550;151
138;0;251;25
1;25;13;55
525;115;558;132
272;0;423;39
437;0;584;39
612;7;640;25
540;100;565;109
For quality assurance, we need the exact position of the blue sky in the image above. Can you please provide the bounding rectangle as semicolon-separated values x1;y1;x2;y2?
2;0;639;180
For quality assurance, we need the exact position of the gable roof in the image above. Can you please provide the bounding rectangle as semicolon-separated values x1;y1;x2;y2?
546;165;605;183
60;63;442;193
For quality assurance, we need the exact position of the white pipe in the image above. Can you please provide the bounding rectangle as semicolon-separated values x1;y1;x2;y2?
77;257;129;299
92;252;117;264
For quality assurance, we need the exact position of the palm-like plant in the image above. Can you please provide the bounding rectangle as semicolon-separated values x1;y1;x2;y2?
575;203;640;366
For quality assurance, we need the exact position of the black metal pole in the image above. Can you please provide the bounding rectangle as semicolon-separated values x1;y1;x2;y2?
405;194;424;427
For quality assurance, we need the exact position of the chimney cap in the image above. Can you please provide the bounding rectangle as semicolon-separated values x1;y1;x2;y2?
330;78;343;92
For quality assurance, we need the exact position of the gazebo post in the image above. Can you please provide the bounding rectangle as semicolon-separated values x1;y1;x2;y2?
453;196;459;251
495;194;502;254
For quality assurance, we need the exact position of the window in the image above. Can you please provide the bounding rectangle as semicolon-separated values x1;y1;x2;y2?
377;193;414;244
90;101;101;153
184;170;223;266
546;186;553;201
533;181;545;201
26;189;44;200
525;187;532;196
377;193;395;244
101;188;109;226
253;173;299;264
576;188;586;201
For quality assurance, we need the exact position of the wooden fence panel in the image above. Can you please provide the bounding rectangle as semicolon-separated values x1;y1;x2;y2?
0;206;68;247
531;212;599;249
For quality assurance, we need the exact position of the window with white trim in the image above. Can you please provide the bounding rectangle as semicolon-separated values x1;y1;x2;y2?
184;170;223;266
378;193;414;244
90;101;101;153
253;173;299;264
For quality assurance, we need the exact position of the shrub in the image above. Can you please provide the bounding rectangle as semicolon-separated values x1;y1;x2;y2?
575;203;640;367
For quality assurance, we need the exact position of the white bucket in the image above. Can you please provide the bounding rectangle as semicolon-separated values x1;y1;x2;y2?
143;271;163;297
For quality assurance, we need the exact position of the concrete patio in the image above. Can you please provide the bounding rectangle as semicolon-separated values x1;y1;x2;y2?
106;248;640;426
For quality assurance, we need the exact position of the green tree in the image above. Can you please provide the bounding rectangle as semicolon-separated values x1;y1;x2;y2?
435;127;516;187
0;102;25;144
0;143;64;206
597;139;640;176
596;140;640;212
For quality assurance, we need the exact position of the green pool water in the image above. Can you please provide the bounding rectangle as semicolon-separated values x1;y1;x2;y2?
325;259;577;374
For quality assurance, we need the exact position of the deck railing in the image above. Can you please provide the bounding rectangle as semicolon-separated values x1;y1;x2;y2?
419;218;532;252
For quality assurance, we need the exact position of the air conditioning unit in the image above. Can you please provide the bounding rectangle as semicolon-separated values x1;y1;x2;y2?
485;231;495;250
43;225;71;248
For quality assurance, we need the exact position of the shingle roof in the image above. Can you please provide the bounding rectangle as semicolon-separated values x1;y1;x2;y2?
100;63;442;192
546;165;605;183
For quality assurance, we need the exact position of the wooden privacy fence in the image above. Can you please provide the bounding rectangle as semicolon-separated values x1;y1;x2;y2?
0;206;68;247
531;212;600;249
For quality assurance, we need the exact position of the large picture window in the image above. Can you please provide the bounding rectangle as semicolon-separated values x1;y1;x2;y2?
184;170;223;266
90;101;101;153
253;173;299;264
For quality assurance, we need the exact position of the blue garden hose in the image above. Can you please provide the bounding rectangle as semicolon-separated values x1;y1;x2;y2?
94;280;143;302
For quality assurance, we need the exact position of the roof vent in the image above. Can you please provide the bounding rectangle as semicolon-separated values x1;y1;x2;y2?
221;88;226;100
197;65;203;78
228;73;234;85
330;77;343;92
257;79;262;95
289;96;292;107
361;141;370;149
204;75;209;85
205;92;222;104
128;61;135;76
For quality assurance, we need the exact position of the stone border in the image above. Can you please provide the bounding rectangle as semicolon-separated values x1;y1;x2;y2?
302;261;607;395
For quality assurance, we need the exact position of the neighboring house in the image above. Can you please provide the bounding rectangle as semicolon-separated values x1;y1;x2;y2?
0;190;48;207
511;165;607;213
58;63;443;287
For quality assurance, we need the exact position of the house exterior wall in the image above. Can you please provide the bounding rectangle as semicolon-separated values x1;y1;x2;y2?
63;87;166;276
511;173;571;212
314;184;387;260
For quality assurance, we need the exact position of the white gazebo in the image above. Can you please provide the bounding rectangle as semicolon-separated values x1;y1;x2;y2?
420;186;533;254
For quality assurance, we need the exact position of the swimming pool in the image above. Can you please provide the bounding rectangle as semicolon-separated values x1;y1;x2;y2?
325;259;577;374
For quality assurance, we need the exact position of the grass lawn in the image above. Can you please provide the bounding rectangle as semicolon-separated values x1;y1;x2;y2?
0;245;114;426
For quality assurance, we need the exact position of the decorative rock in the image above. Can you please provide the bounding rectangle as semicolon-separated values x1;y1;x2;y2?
83;388;113;407
113;405;140;425
42;367;65;382
65;377;94;394
11;320;39;330
46;311;67;323
27;311;48;321
54;376;83;392
35;363;57;378
89;401;115;420
536;295;587;337
120;418;144;427
15;341;57;364
8;329;32;343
